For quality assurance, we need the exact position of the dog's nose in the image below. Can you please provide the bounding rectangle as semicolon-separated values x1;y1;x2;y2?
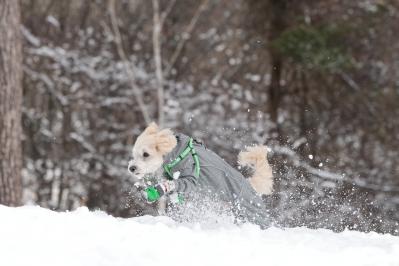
128;165;137;173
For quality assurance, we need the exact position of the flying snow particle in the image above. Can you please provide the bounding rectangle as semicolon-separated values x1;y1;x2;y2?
173;171;181;180
308;154;314;160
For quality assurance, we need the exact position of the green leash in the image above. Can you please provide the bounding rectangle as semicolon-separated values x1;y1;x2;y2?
163;137;201;179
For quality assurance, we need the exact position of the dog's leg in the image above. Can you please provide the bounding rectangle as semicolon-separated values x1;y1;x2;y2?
238;146;274;195
157;197;167;215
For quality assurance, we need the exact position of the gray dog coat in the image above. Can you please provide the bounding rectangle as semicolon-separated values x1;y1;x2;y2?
163;133;271;228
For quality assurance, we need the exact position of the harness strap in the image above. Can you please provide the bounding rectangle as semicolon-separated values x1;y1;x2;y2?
163;137;201;179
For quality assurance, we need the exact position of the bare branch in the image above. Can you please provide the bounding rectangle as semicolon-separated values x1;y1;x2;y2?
160;0;177;27
338;71;360;91
273;145;399;193
108;0;151;125
152;0;165;127
165;0;209;76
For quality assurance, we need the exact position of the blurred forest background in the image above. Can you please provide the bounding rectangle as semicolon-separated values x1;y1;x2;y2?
3;0;399;234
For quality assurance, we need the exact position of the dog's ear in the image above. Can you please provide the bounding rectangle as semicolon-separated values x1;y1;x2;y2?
143;122;159;135
155;128;177;155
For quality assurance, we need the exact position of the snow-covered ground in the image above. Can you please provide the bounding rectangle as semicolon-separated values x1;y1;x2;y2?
1;205;399;266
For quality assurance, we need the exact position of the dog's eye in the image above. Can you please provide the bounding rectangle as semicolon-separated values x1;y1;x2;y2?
143;152;150;158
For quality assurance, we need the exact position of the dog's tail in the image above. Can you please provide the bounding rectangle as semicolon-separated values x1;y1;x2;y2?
238;145;273;195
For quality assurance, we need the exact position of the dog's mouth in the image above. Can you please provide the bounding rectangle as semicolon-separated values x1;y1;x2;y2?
131;173;144;180
127;169;144;180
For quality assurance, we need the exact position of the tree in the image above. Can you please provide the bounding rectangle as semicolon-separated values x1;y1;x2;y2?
0;0;23;206
17;0;399;234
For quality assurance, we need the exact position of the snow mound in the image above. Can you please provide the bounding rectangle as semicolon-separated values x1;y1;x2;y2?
1;205;398;266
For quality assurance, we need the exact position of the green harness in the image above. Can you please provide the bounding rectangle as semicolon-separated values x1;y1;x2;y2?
163;137;201;179
144;137;201;203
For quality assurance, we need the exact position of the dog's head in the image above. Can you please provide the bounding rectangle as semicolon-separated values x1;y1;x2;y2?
128;122;177;180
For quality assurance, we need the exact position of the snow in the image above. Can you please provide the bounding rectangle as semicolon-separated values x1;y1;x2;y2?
1;205;399;266
46;15;60;28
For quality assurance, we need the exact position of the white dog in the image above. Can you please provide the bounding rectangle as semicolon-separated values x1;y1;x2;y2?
128;122;274;227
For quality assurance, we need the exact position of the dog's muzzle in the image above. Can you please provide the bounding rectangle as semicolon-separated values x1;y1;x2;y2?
128;160;139;175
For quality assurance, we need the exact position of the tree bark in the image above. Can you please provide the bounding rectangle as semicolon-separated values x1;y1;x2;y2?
0;0;23;206
152;0;165;127
267;0;288;126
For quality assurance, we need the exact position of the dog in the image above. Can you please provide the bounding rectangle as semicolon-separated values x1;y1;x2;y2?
128;122;274;227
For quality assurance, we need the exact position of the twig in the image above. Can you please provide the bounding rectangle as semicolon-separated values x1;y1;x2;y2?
165;0;209;76
152;0;165;127
273;145;399;193
160;0;177;27
108;0;151;125
338;71;360;91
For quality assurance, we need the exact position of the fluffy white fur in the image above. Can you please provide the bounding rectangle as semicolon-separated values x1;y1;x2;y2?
238;146;274;195
129;123;274;195
129;122;177;181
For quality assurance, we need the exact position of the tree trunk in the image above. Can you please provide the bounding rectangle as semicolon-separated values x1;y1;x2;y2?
0;0;23;206
267;0;288;127
269;54;282;124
